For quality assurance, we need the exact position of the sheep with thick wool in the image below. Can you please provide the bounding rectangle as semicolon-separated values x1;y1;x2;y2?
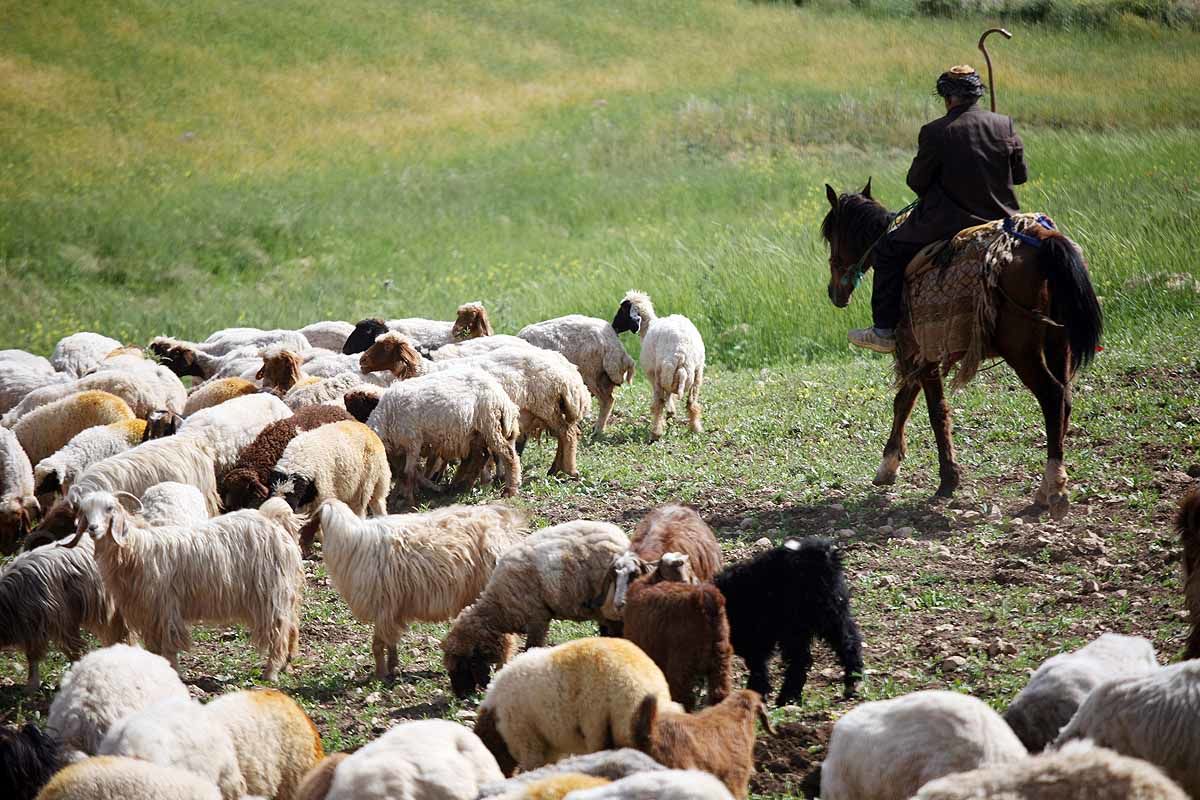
14;391;136;466
1004;633;1159;752
257;347;369;410
0;349;54;372
182;377;259;416
3;368;185;427
425;334;534;360
299;719;501;800
89;351;188;414
1055;658;1200;796
473;638;681;775
0;362;72;416
477;749;666;798
518;314;636;434
269;420;390;517
35;755;223;800
153;328;310;359
611;291;705;441
138;481;209;526
360;332;590;477
1;723;63;800
913;739;1187;800
67;431;222;516
1;426;39;552
68;492;304;680
33;418;148;497
820;690;1028;800
340;302;493;354
299;320;355;352
50;332;123;378
561;769;736;800
221;405;352;511
178;391;292;477
47;644;190;756
443;520;630;697
150;339;272;381
1179;487;1200;660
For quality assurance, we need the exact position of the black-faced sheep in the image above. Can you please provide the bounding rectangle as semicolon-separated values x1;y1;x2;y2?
36;755;223;800
1179;486;1200;660
340;302;493;354
607;503;723;614
714;537;863;705
0;723;63;800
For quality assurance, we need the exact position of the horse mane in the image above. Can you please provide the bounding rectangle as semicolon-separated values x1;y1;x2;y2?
821;193;896;251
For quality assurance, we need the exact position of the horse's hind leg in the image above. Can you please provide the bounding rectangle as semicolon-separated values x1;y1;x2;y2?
921;369;961;497
874;380;922;486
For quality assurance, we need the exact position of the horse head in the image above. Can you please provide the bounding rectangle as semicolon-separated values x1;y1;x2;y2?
820;178;890;309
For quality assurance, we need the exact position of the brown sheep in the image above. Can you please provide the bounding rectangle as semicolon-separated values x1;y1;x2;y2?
1180;486;1200;660
220;405;352;511
631;689;772;799
294;753;348;800
141;410;183;441
454;302;494;340
608;504;723;613
343;389;382;424
623;579;732;711
256;349;314;394
182;378;259;417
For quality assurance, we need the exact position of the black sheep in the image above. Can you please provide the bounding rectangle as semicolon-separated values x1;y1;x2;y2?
714;536;863;706
0;724;62;800
341;318;390;355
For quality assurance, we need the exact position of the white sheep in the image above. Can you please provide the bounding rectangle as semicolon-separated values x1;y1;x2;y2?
157;328;311;358
68;493;305;680
270;420;390;516
476;749;666;798
340;302;494;354
1004;633;1159;752
612;290;705;441
1055;659;1200;796
1;425;38;550
33;419;148;497
3;366;185;427
0;349;54;373
518;314;636;434
89;353;188;416
0;361;72;416
47;644;190;756
913;739;1187;800
562;770;737;800
69;433;222;516
13;390;136;466
300;499;528;678
50;332;123;378
820;689;1028;800
178;392;292;476
473;637;680;774
442;520;630;697
426;334;534;360
139;481;209;526
299;320;355;352
150;339;271;381
366;367;521;506
36;755;223;800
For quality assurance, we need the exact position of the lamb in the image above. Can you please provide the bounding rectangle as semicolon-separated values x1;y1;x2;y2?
560;770;736;800
1004;633;1159;752
477;749;666;798
182;377;259;416
339;302;493;354
269;420;390;516
631;690;772;799
14;390;135;465
1179;487;1200;660
0;362;71;416
221;405;352;511
0;723;63;800
364;367;521;507
913;740;1187;800
1;426;38;552
50;332;123;377
35;756;223;800
298;719;501;800
1054;658;1200;796
611;291;705;441
33;418;148;497
68;492;305;680
299;320;355;352
47;644;190;756
178;392;292;477
473;637;680;774
3;367;186;426
623;578;732;711
820;689;1028;800
607;504;723;614
442;520;630;697
517;314;636;434
714;537;863;705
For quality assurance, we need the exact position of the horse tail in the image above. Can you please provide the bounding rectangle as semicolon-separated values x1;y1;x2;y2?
1039;233;1102;373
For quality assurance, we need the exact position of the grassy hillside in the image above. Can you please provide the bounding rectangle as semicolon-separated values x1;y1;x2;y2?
2;0;1198;363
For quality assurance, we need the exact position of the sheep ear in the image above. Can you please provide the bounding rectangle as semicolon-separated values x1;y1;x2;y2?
108;509;128;546
861;177;872;198
825;183;839;208
255;365;266;380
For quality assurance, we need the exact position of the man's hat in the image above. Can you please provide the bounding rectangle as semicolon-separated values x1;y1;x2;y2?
936;65;986;99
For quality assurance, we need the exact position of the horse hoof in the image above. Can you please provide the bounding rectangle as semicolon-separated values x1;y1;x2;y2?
873;472;897;487
934;484;956;499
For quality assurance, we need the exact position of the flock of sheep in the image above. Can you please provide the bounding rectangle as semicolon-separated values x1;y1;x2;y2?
1;294;1199;800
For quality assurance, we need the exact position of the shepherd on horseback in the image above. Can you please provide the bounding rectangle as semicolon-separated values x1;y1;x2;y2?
848;65;1028;354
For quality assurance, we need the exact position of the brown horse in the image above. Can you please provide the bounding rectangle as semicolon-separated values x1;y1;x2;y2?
820;180;1102;518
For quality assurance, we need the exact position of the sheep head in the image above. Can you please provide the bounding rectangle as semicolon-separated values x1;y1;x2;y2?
343;390;381;424
68;491;133;548
443;622;517;698
359;332;421;379
606;551;654;613
611;299;642;335
653;552;698;584
143;409;183;441
149;340;202;378
341;318;388;355
270;471;318;512
257;348;303;392
453;302;492;340
221;467;270;511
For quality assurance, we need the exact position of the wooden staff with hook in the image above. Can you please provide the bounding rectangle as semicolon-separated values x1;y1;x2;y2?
977;28;1012;112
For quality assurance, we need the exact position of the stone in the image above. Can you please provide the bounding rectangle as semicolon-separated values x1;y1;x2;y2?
895;526;917;537
941;655;968;672
988;638;1017;657
831;503;845;512
1079;579;1100;595
960;636;985;650
754;537;773;549
878;524;895;535
739;517;756;530
836;528;857;537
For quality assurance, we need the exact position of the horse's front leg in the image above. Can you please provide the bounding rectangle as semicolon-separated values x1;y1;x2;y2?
874;381;922;486
921;368;961;497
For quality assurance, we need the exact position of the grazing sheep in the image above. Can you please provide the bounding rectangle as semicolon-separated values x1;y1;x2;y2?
1055;659;1200;796
340;302;493;354
631;689;770;799
35;755;223;800
3;368;185;427
299;320;355;352
67;432;222;517
425;334;534;360
205;688;324;800
89;352;188;415
1;426;38;552
138;482;209;526
300;499;528;677
33;419;148;497
517;314;636;434
715;537;863;705
282;371;364;410
607;504;723;614
98;697;246;800
150;339;272;381
47;644;190;756
0;532;127;691
623;578;732;711
477;749;666;798
820;690;1028;800
562;769;736;800
50;332;123;378
221;405;352;511
68;493;304;680
365;367;521;507
1004;633;1159;752
0;723;63;800
341;384;386;423
141;408;183;440
443;520;630;697
0;362;72;416
182;377;259;416
178;392;292;478
153;329;310;359
303;719;502;800
473;638;680;774
611;291;705;441
913;739;1187;800
256;346;352;404
270;420;390;516
295;754;348;800
1179;487;1200;660
14;391;136;466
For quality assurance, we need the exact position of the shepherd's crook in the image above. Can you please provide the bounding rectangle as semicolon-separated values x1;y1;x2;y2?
977;28;1012;113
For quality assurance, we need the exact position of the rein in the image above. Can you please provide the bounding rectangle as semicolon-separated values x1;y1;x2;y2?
840;199;919;289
